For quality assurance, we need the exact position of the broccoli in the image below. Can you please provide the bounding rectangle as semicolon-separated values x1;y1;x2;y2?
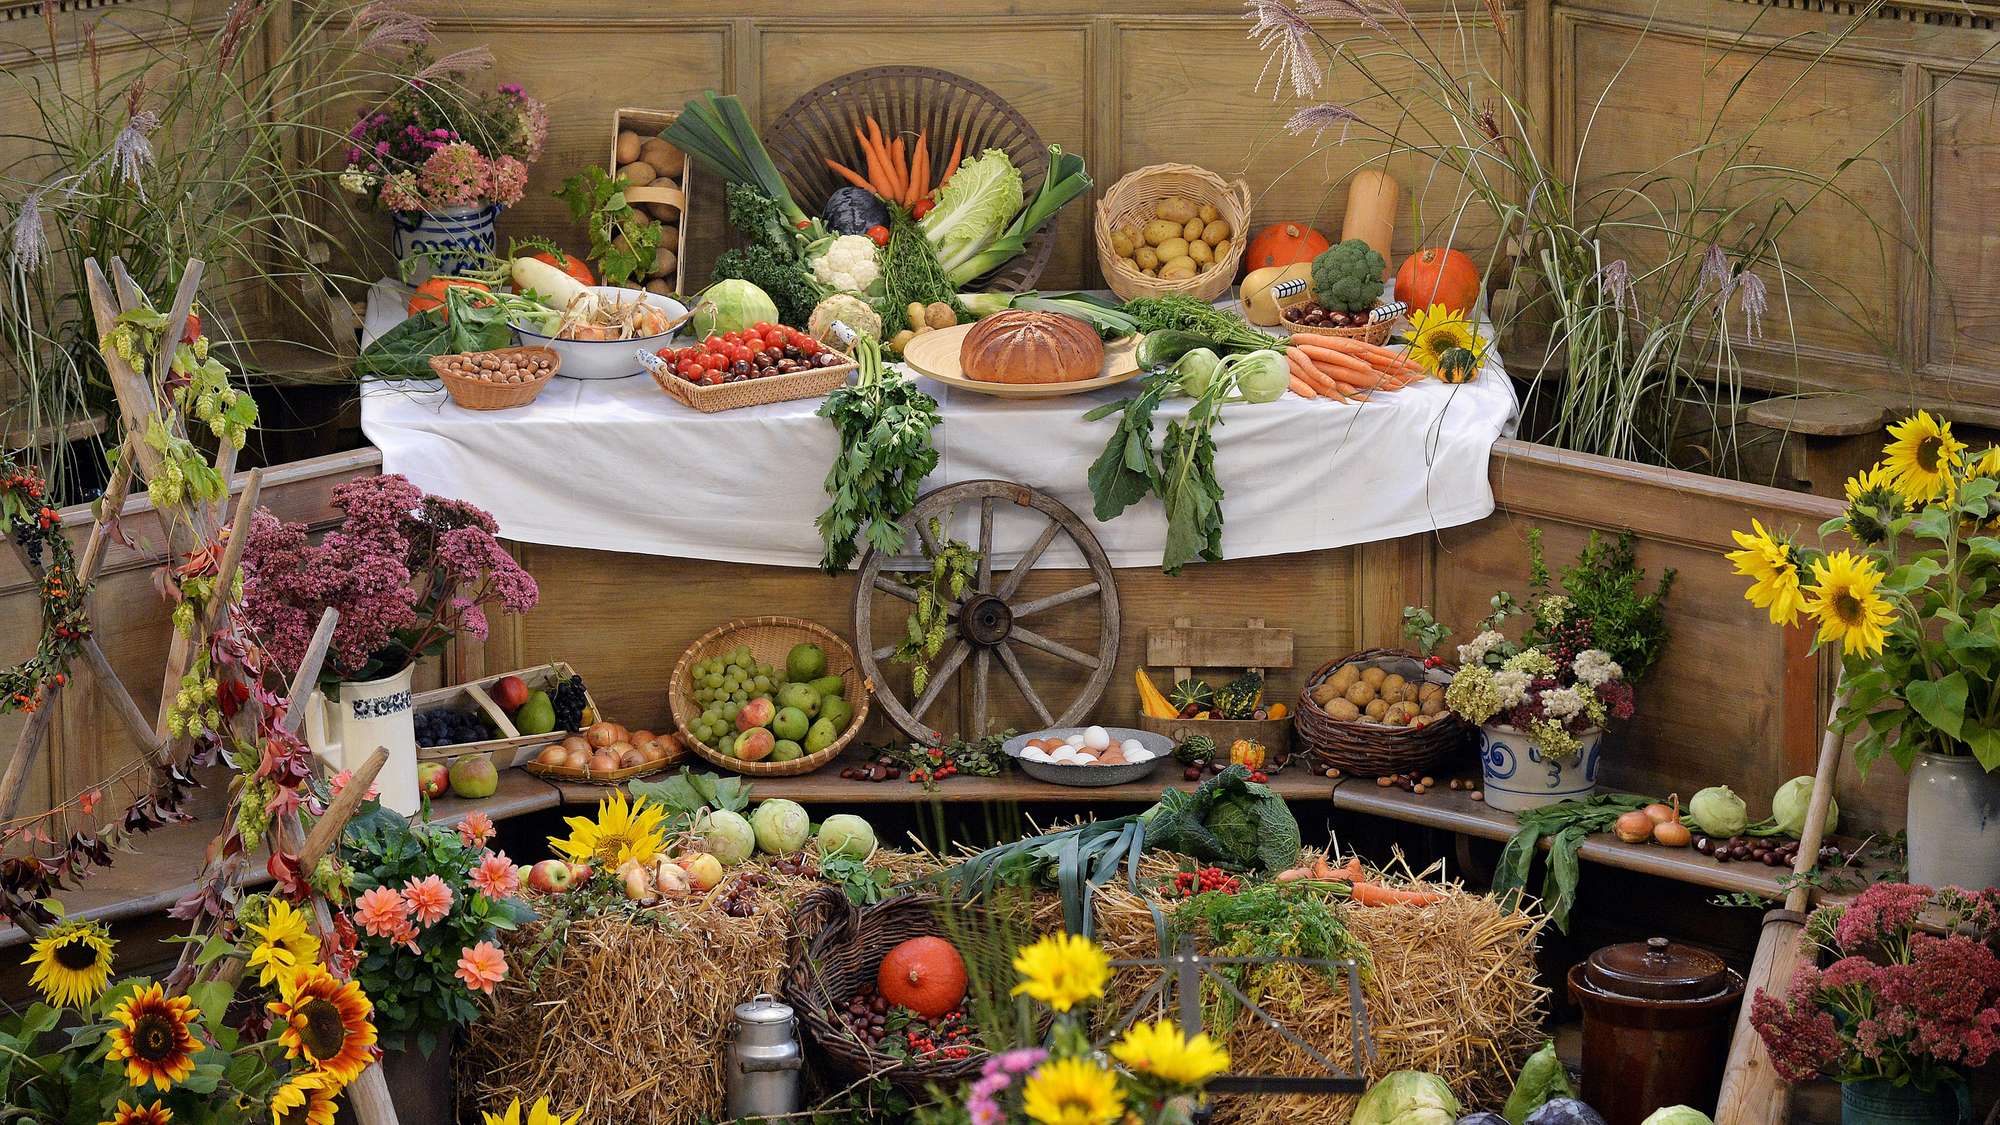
1309;238;1388;313
713;182;825;325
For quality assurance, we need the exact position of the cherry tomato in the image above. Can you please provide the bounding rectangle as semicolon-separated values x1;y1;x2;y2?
702;353;725;371
677;361;700;379
865;225;890;247
751;322;773;335
911;198;934;220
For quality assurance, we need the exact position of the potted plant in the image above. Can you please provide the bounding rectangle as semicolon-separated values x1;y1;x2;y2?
241;474;538;815
1750;882;1999;1125
338;48;545;280
1407;530;1669;812
337;802;532;1119
1729;412;2000;890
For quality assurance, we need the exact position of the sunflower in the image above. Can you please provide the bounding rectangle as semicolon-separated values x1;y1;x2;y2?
100;1100;173;1125
1020;1057;1124;1125
482;1097;585;1125
1011;933;1110;1013
548;792;667;868
1881;410;1964;503
1804;550;1895;658
106;983;201;1091
268;964;377;1087
1404;305;1489;384
25;918;115;1008
1110;1018;1231;1088
269;1070;338;1125
1726;519;1806;627
247;900;322;989
1841;462;1907;546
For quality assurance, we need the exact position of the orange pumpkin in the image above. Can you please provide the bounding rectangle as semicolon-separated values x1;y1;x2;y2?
406;276;491;320
530;250;595;287
877;936;967;1018
1393;248;1481;315
1243;222;1331;271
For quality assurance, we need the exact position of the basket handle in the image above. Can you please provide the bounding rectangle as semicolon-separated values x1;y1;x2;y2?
1227;177;1253;219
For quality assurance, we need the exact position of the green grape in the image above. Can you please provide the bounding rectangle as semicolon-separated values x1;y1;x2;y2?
721;701;740;722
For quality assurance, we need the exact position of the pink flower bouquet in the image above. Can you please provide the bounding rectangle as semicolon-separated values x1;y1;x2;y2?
337;48;545;213
242;474;537;683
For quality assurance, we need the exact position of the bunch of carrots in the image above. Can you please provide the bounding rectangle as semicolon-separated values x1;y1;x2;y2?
827;115;964;217
1273;852;1445;906
1283;332;1428;402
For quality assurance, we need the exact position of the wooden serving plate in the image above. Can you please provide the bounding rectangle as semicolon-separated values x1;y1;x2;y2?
899;323;1141;398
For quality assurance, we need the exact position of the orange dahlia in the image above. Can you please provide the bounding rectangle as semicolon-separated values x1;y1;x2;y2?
105;983;201;1091
268;964;377;1086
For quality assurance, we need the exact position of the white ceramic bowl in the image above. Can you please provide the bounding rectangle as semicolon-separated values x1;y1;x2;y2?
510;286;687;380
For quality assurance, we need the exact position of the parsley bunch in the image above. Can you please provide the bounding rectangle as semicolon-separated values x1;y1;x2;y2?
815;336;941;573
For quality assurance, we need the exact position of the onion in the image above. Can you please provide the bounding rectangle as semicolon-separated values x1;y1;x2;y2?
534;743;566;766
1652;820;1692;848
561;735;591;754
1614;810;1656;843
1643;801;1678;824
654;859;689;897
588;750;620;772
586;722;628;749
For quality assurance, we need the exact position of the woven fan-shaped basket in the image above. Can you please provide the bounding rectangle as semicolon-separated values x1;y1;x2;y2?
782;887;990;1091
668;616;869;776
1294;647;1474;777
1095;162;1252;302
764;66;1053;293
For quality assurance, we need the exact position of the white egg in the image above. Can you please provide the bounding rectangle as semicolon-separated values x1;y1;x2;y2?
1022;747;1050;763
1120;738;1147;756
1125;748;1154;763
1051;747;1079;762
1083;726;1111;751
1066;734;1086;748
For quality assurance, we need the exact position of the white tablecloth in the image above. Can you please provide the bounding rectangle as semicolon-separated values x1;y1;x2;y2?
359;283;1518;569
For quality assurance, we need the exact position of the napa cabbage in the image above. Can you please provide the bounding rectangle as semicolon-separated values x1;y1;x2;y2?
921;149;1023;279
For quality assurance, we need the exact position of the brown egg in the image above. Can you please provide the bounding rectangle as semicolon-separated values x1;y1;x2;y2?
1098;749;1127;765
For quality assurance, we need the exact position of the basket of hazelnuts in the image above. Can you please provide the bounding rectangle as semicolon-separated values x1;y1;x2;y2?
1294;648;1473;778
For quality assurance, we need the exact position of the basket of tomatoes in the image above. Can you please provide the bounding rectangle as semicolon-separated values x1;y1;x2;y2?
643;321;856;413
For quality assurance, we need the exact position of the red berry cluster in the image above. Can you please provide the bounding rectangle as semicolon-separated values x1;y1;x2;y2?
657;322;838;386
1170;866;1241;898
909;744;958;784
1547;617;1593;667
904;1006;976;1059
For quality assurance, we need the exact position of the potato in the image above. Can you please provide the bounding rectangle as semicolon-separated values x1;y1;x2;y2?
644;202;680;223
925;302;956;330
656;223;679;246
1313;683;1342;705
1141;266;1158;277
1198;203;1219;224
619;161;657;188
1328;665;1359;690
1159;256;1197;281
1155;236;1189;263
1155;196;1198;224
645;279;675;297
1327;699;1361;721
1142;218;1183;246
651;244;677;276
1111;230;1135;258
1134;245;1160;270
617;131;644;164
1380;673;1407;698
888;329;917;351
1419;681;1445;702
906;303;927;331
1421;696;1445;716
1202;219;1232;244
637;138;680;173
1361;666;1388;687
1344;681;1377;707
1365;698;1390;720
1182;218;1205;241
622;206;654;227
648;149;685;179
1213;237;1231;262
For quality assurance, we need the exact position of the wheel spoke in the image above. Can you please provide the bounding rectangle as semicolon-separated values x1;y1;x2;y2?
910;639;970;718
872;574;917;603
871;642;900;662
994;516;1063;600
971;649;991;736
1011;582;1101;619
996;643;1054;726
1010;626;1101;669
916;516;942;560
977;496;995;594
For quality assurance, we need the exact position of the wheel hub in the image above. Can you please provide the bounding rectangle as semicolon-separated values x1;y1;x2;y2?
959;593;1014;646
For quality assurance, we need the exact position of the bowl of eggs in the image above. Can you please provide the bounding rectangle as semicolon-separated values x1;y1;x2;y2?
1002;725;1170;787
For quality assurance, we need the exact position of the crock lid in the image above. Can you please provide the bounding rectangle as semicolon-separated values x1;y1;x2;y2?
1584;937;1731;1001
735;993;794;1024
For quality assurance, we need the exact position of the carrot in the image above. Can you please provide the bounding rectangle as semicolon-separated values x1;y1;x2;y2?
1290;375;1319;399
1348;881;1443;907
938;137;964;188
1333;855;1365;882
909;135;930;204
1295;343;1375;376
886;138;907;201
854;126;895;198
825;158;875;192
1285;348;1340;399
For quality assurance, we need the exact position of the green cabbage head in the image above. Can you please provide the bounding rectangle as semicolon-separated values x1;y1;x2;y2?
1639;1108;1714;1125
1354;1070;1462;1125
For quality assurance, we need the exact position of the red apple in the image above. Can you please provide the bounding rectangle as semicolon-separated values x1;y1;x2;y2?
417;761;449;799
566;861;592;885
735;727;775;762
528;859;575;894
736;697;776;732
491;675;530;712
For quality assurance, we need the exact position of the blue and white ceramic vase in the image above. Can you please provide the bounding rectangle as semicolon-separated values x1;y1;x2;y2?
392;202;501;283
1479;723;1601;812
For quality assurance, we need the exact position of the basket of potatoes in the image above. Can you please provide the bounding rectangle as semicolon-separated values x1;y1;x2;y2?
1095;162;1251;302
1294;648;1474;777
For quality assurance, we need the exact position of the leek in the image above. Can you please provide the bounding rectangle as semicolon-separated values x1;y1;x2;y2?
947;145;1092;286
664;92;807;226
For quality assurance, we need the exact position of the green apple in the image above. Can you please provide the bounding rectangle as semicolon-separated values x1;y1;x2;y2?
772;706;810;742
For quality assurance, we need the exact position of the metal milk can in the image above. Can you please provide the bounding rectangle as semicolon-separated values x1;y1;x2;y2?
725;993;802;1119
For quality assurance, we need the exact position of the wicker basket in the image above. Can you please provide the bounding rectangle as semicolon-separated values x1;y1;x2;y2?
782;887;989;1091
763;66;1053;293
642;349;856;414
1294;647;1474;777
1095;163;1252;302
668;616;870;776
429;347;559;410
1279;302;1395;346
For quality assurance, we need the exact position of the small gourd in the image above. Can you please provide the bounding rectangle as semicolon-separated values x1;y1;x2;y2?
1228;739;1267;770
1238;262;1314;326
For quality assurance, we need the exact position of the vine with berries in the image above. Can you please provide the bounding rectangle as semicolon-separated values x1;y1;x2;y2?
0;458;89;715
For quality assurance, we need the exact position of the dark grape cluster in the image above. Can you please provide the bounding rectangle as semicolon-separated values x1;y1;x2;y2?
551;673;589;731
10;520;42;568
415;708;492;748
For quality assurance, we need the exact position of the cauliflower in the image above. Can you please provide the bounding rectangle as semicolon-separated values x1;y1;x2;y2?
808;293;882;346
810;234;881;294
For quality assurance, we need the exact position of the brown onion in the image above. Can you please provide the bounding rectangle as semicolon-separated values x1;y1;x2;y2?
1643;801;1678;824
1614;810;1656;843
586;722;628;749
534;743;566;766
1653;820;1693;848
561;735;591;754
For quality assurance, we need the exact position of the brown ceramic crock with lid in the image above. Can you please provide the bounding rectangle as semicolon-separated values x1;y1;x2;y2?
1567;936;1744;1125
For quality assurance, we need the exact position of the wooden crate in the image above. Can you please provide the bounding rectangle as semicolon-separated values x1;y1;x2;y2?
610;108;691;296
412;661;602;768
1136;617;1295;762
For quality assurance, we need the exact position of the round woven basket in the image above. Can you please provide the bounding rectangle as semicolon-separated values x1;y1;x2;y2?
1095;162;1252;302
668;616;870;776
1279;302;1395;346
429;346;559;410
781;886;989;1091
764;66;1054;293
1294;647;1474;777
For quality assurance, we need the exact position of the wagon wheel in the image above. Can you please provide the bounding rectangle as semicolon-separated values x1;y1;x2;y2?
854;480;1121;743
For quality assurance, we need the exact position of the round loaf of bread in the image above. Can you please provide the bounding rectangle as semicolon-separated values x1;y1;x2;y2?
958;310;1104;384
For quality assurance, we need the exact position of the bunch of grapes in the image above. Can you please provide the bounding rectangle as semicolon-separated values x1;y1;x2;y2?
415;709;492;748
551;672;590;731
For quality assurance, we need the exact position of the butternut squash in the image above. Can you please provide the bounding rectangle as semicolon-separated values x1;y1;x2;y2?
1339;170;1401;279
1238;261;1315;326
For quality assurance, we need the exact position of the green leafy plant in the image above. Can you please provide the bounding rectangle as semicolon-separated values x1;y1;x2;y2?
892;520;980;695
1525;528;1676;683
1169;882;1370;1026
816;336;942;573
555;166;662;289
